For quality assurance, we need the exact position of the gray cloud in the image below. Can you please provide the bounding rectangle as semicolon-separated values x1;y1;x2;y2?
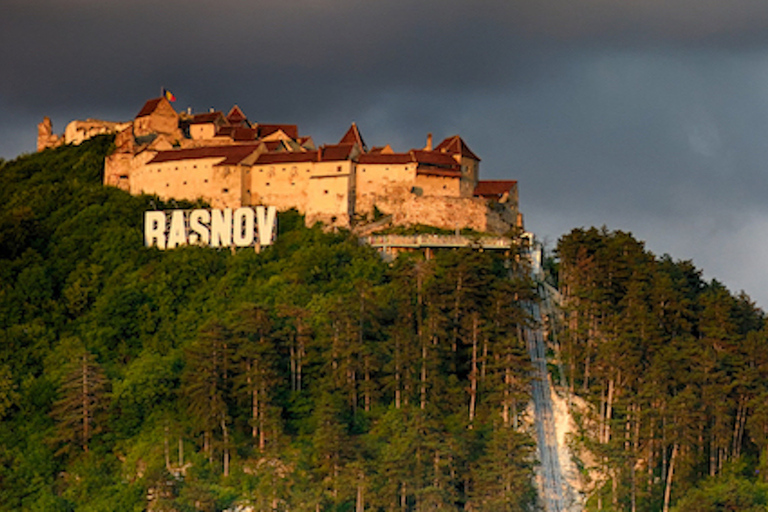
3;0;768;304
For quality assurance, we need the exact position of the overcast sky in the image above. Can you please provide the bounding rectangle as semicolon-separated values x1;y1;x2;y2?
3;0;768;307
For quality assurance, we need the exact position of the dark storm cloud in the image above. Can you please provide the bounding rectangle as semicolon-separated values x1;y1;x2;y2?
3;0;768;304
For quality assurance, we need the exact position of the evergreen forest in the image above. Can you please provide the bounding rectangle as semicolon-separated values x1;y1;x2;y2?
0;138;536;511
2;137;768;511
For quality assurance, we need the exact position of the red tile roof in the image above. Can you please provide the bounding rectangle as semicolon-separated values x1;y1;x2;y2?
320;143;355;161
147;144;261;166
226;105;248;126
358;153;413;164
411;150;459;168
190;112;225;124
217;126;259;141
339;123;367;151
474;180;517;200
434;135;481;161
262;140;285;152
136;98;164;118
254;151;319;164
259;124;299;139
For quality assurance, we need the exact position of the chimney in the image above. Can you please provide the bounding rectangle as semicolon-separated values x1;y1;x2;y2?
425;133;433;151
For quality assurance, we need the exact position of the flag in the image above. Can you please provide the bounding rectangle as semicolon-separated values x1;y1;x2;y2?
162;88;176;102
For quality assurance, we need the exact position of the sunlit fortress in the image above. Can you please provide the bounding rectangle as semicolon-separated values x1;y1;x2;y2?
38;96;521;233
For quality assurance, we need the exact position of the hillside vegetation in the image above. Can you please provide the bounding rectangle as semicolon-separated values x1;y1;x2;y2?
0;139;536;511
557;228;768;511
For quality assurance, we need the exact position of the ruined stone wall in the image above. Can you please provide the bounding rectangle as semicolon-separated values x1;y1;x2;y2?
370;188;518;235
64;119;130;145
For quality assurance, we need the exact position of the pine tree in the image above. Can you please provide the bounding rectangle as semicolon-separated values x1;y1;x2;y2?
50;347;109;455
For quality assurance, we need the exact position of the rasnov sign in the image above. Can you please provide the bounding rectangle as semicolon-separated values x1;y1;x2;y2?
144;206;277;250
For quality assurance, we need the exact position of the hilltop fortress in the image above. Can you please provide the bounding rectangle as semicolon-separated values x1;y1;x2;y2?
38;97;521;234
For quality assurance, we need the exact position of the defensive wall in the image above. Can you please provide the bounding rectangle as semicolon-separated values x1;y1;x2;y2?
38;96;522;235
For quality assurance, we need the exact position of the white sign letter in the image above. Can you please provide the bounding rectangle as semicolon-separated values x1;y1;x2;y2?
256;206;277;246
233;207;255;247
189;209;211;245
210;208;233;248
167;210;187;248
144;211;167;249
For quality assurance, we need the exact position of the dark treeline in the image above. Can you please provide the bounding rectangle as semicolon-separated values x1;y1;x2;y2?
557;227;768;511
0;138;536;511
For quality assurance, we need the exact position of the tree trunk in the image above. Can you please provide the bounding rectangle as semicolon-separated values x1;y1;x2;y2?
663;443;678;512
468;312;478;426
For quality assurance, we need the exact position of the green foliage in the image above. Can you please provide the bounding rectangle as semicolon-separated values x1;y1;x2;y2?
0;140;538;510
557;226;767;511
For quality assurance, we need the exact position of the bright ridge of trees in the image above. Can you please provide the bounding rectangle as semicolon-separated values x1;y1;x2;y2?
0;138;537;512
557;227;768;511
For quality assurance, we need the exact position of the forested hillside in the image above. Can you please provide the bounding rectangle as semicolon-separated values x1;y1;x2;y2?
557;228;768;511
0;139;536;511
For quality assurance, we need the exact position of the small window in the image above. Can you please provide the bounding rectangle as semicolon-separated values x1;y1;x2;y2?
193;165;197;169
337;165;342;172
324;190;329;194
266;182;270;186
204;179;208;183
223;188;229;193
183;181;187;185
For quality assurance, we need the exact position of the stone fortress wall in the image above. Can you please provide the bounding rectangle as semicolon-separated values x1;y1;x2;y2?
38;97;521;234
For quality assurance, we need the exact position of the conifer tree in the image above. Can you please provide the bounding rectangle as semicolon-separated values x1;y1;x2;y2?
50;346;109;455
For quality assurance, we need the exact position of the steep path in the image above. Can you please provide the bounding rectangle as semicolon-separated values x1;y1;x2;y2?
523;242;581;511
525;296;568;511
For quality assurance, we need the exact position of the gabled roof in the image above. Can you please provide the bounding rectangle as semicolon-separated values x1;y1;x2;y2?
434;135;481;161
411;150;460;168
259;124;299;140
226;105;248;126
217;126;259;141
358;152;413;164
369;145;394;154
136;98;166;118
189;112;226;125
339;123;367;152
147;144;261;166
474;180;517;200
320;143;355;161
254;151;319;164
